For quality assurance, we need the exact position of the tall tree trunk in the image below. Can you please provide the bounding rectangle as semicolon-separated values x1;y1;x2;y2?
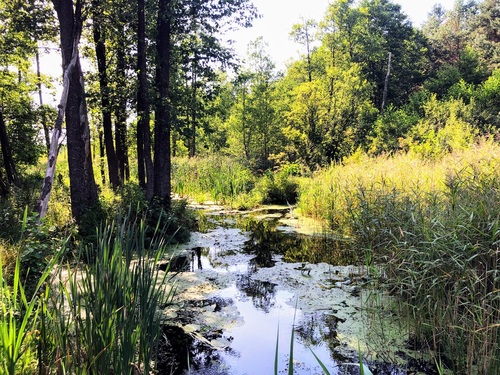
0;109;16;185
93;7;121;189
381;52;392;113
51;0;99;223
189;56;197;158
154;0;172;208
115;35;129;182
137;0;154;200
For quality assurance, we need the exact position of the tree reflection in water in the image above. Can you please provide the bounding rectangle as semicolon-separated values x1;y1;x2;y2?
239;216;358;266
236;274;277;313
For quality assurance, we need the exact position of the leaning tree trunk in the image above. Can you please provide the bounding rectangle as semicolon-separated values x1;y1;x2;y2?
36;12;81;219
153;0;172;209
50;0;99;223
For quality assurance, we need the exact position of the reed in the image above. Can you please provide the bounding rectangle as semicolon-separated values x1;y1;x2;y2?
0;246;61;375
43;212;176;374
172;155;255;206
297;141;500;373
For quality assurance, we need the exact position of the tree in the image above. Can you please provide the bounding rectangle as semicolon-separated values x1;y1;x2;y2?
291;18;318;83
136;0;154;199
50;0;99;222
153;0;173;207
91;0;121;189
152;0;257;206
469;0;500;69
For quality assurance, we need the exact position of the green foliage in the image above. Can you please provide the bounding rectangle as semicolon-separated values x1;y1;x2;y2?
406;95;477;158
0;212;177;374
0;237;61;375
368;105;418;155
254;167;300;205
475;68;500;130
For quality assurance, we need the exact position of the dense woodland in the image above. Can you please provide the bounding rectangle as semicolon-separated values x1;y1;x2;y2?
0;0;500;374
0;0;498;222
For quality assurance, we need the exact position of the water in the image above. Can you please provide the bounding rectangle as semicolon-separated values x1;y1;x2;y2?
158;206;430;375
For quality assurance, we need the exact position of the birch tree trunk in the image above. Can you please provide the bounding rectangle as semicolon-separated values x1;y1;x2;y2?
36;27;80;220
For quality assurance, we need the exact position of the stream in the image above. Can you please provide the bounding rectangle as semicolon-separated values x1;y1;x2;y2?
159;205;437;375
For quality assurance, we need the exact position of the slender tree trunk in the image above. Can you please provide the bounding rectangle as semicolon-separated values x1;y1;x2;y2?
137;0;154;200
189;57;197;158
51;0;99;223
154;0;172;208
381;52;392;113
36;49;50;153
93;8;121;189
115;35;129;182
98;128;106;185
0;109;16;185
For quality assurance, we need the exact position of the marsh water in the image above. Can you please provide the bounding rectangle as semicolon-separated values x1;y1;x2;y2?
160;205;436;375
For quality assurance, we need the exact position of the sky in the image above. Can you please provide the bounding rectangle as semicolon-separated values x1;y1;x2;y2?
230;0;457;70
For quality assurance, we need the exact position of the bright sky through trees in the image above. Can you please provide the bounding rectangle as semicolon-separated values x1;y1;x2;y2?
230;0;457;69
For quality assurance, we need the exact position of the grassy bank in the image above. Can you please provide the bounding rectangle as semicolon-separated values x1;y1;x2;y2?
172;155;299;208
298;141;500;374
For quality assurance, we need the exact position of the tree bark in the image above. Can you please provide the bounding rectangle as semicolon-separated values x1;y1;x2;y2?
115;34;129;182
137;0;154;200
0;109;17;186
50;0;99;223
381;51;392;113
154;0;172;208
92;7;121;190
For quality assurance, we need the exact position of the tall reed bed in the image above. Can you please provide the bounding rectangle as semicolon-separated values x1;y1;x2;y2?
0;212;176;374
172;155;255;206
298;143;500;374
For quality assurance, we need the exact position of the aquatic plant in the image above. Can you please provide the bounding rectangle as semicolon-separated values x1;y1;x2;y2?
43;213;176;374
297;141;500;373
0;244;62;374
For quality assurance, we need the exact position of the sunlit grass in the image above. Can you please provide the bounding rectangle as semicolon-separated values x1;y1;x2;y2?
297;140;500;374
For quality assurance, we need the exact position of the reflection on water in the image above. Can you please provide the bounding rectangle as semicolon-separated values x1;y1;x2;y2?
239;216;358;266
236;275;276;313
161;207;384;375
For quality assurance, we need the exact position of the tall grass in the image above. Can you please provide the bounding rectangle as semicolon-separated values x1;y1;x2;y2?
172;155;255;206
172;155;300;208
1;211;177;374
43;213;175;374
297;142;500;373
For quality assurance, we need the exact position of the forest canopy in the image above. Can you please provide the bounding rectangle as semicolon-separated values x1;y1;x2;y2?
0;0;498;222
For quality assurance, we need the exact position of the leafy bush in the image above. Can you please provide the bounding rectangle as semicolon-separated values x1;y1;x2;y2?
406;95;477;158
